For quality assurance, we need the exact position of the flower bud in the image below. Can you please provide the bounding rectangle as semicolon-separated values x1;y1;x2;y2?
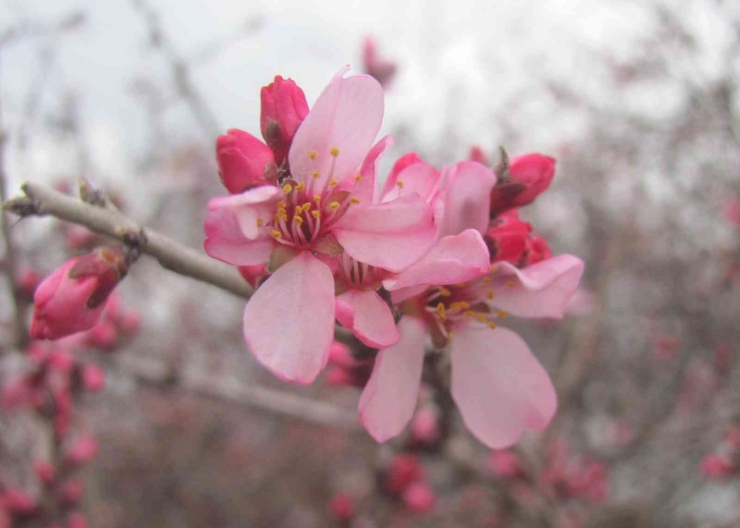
328;493;354;523
216;129;276;194
362;37;397;88
30;248;129;340
66;512;90;528
34;460;56;486
1;488;38;515
64;435;98;467
57;480;84;506
701;453;735;479
468;146;489;165
523;235;551;266
386;454;423;495
81;364;106;392
260;76;309;166
402;482;435;513
484;210;532;264
487;449;523;479
490;153;555;214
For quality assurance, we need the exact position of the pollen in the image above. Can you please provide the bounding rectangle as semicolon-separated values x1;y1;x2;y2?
277;200;286;209
282;183;293;194
455;282;467;288
270;230;282;239
293;215;304;225
482;276;492;283
349;197;360;205
300;203;312;212
311;210;320;218
396;181;404;188
355;174;363;182
313;195;322;204
309;150;318;160
438;287;451;297
487;322;497;330
329;179;339;187
256;218;264;228
436;303;447;321
486;291;494;300
490;265;498;273
295;182;306;192
476;314;487;323
497;310;508;318
328;201;341;211
463;310;475;317
330;147;339;157
312;171;321;179
506;281;515;288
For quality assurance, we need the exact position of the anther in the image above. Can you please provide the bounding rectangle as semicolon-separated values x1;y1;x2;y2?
497;310;508;318
487;322;497;330
439;287;451;297
301;203;312;212
293;215;304;225
349;197;360;205
313;195;321;204
312;171;321;179
311;210;320;218
436;303;447;321
330;147;339;157
282;183;293;193
505;281;515;288
309;150;318;160
355;174;363;182
270;230;283;239
328;201;340;211
295;182;306;192
396;181;404;188
329;179;339;187
486;291;494;300
256;218;264;228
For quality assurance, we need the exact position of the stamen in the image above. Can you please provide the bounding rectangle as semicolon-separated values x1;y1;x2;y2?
463;311;474;317
486;291;494;300
301;203;312;213
328;201;340;211
282;183;293;194
270;230;282;239
436;303;447;321
309;151;318;160
330;147;339;157
349;197;360;205
312;171;321;179
396;181;404;188
329;179;339;187
482;276;492;283
506;281;515;288
455;282;467;288
487;322;497;330
313;195;321;204
293;215;304;226
295;182;306;192
355;174;363;182
439;287;451;297
256;218;264;228
497;310;508;318
311;210;320;218
490;265;498;273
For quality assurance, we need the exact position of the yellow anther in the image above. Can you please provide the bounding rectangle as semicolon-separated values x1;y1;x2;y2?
328;201;341;211
312;171;321;179
455;282;467;288
295;182;306;192
490;265;498;274
313;195;321;204
448;332;455;338
449;301;470;311
506;281;516;288
487;322;497;330
497;310;508;318
277;200;286;209
349;197;360;205
282;183;293;193
329;179;339;187
436;303;447;321
298;203;309;213
293;215;304;225
396;180;404;189
355;174;363;182
270;230;282;239
482;276;492;283
438;287;451;297
330;147;339;157
476;314;487;323
463;311;475;317
256;218;264;228
486;291;494;300
309;150;318;160
311;210;321;219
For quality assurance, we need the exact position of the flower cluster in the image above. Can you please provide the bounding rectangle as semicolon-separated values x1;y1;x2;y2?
204;67;584;448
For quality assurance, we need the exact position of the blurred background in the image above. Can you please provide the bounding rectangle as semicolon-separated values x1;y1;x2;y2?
1;0;740;526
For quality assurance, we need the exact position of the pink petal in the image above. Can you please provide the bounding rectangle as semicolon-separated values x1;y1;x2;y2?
438;161;497;238
203;186;280;265
383;229;490;291
390;284;429;305
380;157;441;204
335;289;400;348
336;135;393;204
242;251;335;384
490;255;584;319
359;316;427;442
288;71;384;189
332;194;436;272
451;326;557;449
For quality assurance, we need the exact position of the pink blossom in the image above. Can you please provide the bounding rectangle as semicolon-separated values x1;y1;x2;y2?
205;68;445;383
488;449;523;479
700;453;735;479
216;129;276;194
410;407;440;444
362;37;397;88
58;480;84;506
260;75;309;166
67;512;90;528
469;146;489;165
1;488;37;515
402;482;435;513
81;364;106;392
64;435;98;467
34;460;56;486
484;210;532;264
385;453;424;495
724;197;740;226
490;153;555;214
328;493;354;522
30;248;128;340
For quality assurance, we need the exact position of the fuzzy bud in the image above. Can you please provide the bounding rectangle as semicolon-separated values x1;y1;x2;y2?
260;76;309;166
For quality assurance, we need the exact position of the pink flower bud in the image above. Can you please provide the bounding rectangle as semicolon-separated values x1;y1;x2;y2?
386;454;424;494
523;235;551;266
328;493;354;523
82;364;106;392
362;37;397;88
85;320;118;350
30;248;128;341
724;197;740;226
1;378;30;410
48;350;75;373
238;264;269;289
216;129;276;194
401;482;435;513
66;512;90;528
2;488;38;515
17;267;41;296
469;146;489;165
487;449;523;479
484;210;532;264
726;427;740;449
701;453;735;479
34;460;56;486
57;480;84;506
64;435;98;467
410;407;440;445
490;154;555;213
260;76;309;166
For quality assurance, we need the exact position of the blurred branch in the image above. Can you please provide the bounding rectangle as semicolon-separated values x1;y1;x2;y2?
110;353;362;431
3;182;357;345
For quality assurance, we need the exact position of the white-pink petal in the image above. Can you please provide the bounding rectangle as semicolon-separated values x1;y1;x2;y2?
451;326;557;449
242;251;335;384
383;229;490;291
359;316;427;442
337;135;393;204
332;194;436;272
288;71;384;189
437;161;497;238
490;255;585;319
335;289;400;348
